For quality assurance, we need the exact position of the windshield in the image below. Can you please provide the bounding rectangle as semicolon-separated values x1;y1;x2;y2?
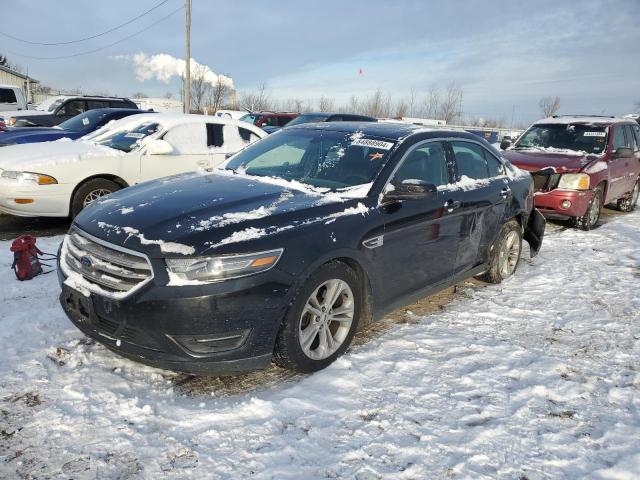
285;113;329;127
59;110;109;132
225;129;395;189
36;97;65;112
239;114;261;125
514;124;608;154
95;122;159;153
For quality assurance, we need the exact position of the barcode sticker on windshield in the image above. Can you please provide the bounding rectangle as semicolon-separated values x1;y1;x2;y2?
125;133;146;139
82;118;90;126
583;132;606;137
351;138;394;150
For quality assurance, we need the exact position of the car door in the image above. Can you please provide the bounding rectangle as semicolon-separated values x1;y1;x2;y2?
448;140;509;275
607;124;634;201
376;140;460;302
55;99;87;123
139;122;211;180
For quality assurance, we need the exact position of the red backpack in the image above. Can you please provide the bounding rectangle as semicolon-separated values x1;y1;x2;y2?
10;235;56;281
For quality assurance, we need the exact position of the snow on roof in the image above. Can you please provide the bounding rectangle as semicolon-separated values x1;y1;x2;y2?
536;116;633;125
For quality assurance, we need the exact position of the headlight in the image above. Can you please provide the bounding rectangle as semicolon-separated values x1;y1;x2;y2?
557;173;590;190
166;248;284;284
0;170;58;185
7;117;17;126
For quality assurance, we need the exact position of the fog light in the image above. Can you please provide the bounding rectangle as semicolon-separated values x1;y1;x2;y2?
167;329;250;356
14;199;34;204
561;200;572;209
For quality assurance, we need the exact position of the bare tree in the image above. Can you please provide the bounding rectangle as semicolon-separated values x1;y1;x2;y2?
317;95;335;112
131;92;148;98
188;64;211;113
164;91;174;99
239;83;272;111
207;78;231;113
407;88;417;117
394;99;409;118
439;83;463;123
423;86;441;119
361;89;392;117
539;96;561;117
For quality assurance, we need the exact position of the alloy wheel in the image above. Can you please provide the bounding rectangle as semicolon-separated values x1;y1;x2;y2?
498;230;521;278
83;188;113;207
298;279;354;361
587;192;601;227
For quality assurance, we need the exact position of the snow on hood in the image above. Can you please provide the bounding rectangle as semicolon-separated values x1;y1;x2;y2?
75;171;373;256
0;109;50;119
0;140;122;172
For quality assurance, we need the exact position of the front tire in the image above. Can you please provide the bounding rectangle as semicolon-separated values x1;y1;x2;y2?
71;178;121;218
478;219;523;284
274;261;362;373
572;185;603;231
617;178;640;213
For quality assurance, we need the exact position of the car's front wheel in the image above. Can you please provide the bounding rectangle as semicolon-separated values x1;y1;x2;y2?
572;185;603;230
617;177;640;213
478;219;523;284
274;261;362;373
71;178;121;218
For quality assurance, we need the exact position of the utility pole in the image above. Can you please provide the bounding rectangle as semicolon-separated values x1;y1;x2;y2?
183;0;191;114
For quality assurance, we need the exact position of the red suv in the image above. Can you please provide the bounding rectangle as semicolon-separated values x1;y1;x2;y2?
503;116;640;229
239;111;298;128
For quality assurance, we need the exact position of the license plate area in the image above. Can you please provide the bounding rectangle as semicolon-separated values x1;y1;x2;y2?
61;284;94;325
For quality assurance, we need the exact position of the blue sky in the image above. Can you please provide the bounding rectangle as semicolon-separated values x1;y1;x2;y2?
2;0;639;123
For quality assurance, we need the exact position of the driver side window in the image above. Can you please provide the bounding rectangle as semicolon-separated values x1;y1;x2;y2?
162;124;208;155
393;142;449;186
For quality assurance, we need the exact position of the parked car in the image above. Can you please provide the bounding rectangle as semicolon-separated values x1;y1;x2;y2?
239;111;298;129
0;108;145;146
214;109;247;120
262;112;378;133
502;115;640;230
0;84;28;113
1;95;138;128
57;122;545;375
0;113;266;218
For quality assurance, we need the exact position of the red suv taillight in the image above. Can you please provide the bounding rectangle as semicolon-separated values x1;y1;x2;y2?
0;120;6;131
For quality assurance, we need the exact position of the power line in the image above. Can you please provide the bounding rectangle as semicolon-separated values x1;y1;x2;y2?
0;0;171;46
4;5;184;60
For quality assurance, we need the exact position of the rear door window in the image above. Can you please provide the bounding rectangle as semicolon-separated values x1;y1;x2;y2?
88;100;109;109
239;127;260;144
0;88;17;103
624;125;638;151
632;124;640;151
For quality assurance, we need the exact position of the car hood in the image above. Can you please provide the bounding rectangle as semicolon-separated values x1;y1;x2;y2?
0;109;49;119
0;140;122;171
75;171;369;257
0;127;73;144
503;149;602;173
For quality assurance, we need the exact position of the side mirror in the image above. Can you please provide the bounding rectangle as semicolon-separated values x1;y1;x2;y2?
146;139;174;155
612;146;633;158
500;139;512;150
384;180;438;201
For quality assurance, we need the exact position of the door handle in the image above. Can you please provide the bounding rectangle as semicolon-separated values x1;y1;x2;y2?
444;200;461;212
500;187;511;198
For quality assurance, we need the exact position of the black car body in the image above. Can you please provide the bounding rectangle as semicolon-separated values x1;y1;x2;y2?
262;112;378;134
58;122;544;375
4;96;138;127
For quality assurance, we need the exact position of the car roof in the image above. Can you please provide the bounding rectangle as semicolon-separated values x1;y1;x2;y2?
287;120;481;142
536;115;635;126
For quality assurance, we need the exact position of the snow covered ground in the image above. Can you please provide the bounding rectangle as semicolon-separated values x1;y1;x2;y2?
1;210;639;479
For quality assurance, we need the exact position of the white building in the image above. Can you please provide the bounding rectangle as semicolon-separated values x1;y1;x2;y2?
0;65;38;102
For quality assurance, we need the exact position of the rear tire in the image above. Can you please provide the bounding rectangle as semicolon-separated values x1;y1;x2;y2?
274;261;362;373
572;185;603;231
477;219;523;284
617;178;639;213
71;178;121;218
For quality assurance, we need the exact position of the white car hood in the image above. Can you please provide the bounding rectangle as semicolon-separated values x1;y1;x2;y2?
0;140;123;172
0;109;50;119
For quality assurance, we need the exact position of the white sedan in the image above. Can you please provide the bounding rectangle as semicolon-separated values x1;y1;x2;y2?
0;113;266;217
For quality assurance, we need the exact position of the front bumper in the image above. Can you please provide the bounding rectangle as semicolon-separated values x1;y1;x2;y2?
0;180;72;217
533;189;593;218
57;256;294;375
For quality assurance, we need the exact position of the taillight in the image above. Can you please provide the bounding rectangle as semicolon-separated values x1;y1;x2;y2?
0;120;6;131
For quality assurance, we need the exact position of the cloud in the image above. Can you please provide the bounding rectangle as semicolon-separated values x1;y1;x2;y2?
115;52;234;88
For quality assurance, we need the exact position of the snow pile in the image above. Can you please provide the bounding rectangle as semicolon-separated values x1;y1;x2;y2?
0;211;639;478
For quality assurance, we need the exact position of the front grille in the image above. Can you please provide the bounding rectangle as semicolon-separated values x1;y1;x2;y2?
531;172;560;192
63;229;153;296
95;315;161;350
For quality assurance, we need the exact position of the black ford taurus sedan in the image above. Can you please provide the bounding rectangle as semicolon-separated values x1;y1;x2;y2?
58;122;545;375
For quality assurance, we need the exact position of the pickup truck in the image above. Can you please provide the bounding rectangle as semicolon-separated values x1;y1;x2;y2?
0;85;27;113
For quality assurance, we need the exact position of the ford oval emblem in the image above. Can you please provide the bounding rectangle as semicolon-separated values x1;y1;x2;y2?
80;256;92;268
